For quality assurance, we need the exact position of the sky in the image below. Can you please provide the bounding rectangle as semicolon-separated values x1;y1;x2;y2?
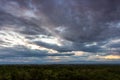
0;0;120;64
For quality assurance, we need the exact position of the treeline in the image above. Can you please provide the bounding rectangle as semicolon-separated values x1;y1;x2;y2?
0;65;120;80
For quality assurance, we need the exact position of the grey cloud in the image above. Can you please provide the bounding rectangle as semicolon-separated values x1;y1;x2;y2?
38;0;120;42
0;46;74;58
109;43;120;48
35;41;73;52
0;0;120;63
1;0;120;42
0;10;48;35
1;0;120;41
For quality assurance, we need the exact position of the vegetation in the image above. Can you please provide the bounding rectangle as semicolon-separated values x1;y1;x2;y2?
0;64;119;80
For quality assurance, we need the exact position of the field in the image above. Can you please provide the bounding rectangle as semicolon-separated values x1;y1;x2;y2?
0;65;120;80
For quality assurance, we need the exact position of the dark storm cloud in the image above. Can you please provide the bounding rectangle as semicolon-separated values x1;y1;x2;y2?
1;0;120;42
109;44;120;48
39;0;120;42
34;41;73;52
0;0;120;63
0;46;74;58
0;9;47;35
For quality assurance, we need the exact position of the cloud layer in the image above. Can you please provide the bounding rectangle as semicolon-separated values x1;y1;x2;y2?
0;0;120;64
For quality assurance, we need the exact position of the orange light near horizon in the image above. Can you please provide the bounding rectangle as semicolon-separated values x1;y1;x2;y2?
98;55;120;60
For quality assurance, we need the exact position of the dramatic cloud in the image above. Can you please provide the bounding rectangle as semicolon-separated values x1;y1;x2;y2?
0;0;120;64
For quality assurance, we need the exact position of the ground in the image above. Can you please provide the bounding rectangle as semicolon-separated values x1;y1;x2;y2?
0;64;120;80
